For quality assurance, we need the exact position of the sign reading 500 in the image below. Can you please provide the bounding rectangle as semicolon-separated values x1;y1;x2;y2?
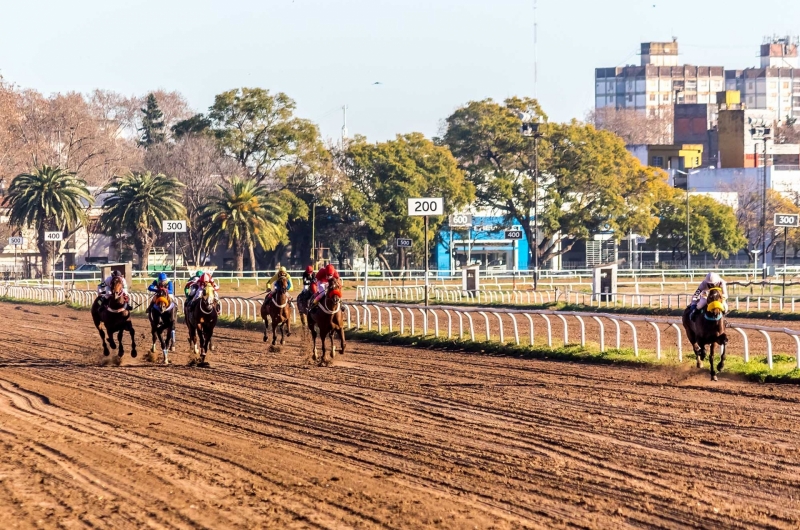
407;198;444;216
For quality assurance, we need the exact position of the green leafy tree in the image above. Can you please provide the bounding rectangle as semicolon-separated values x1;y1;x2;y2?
341;133;474;271
442;98;665;267
208;88;319;184
2;165;92;276
199;176;290;276
99;172;186;269
139;94;166;148
652;189;746;261
171;113;212;138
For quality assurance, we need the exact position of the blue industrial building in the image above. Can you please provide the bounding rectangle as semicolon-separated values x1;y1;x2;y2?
436;216;529;274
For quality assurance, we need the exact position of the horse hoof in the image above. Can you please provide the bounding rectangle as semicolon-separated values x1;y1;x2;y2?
199;361;210;368
263;336;267;342
104;351;110;357
131;350;138;359
712;375;718;382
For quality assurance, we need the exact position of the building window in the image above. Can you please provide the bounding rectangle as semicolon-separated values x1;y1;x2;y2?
784;82;790;89
649;94;656;101
652;156;664;168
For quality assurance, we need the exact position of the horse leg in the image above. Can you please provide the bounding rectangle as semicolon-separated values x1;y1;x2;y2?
280;318;286;345
709;343;717;381
116;328;125;357
310;324;319;362
717;336;727;374
320;327;329;363
337;326;346;356
97;325;110;357
151;319;158;353
127;321;137;358
263;317;269;343
271;316;278;346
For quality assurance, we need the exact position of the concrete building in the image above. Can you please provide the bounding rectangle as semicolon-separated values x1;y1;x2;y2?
626;144;703;170
674;103;720;167
595;40;725;116
725;36;800;124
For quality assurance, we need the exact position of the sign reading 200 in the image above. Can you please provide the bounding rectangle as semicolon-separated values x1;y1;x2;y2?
407;198;444;216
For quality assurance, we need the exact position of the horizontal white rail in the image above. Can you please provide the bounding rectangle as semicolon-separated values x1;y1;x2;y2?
342;301;800;371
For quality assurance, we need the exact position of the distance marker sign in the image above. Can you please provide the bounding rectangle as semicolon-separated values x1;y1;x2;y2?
774;213;800;228
408;198;443;216
504;229;524;240
44;231;63;242
8;237;23;246
396;238;412;248
162;220;187;233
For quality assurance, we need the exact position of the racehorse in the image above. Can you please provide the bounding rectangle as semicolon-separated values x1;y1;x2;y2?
91;275;137;359
261;275;291;346
307;277;345;365
295;286;312;339
148;287;176;364
185;283;219;367
682;287;728;381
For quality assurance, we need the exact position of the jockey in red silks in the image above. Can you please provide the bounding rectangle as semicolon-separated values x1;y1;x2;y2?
311;264;340;307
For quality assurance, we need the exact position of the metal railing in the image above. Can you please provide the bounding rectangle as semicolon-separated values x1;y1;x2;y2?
3;284;798;372
341;302;800;370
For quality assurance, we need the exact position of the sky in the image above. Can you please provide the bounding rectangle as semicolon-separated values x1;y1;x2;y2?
1;0;800;143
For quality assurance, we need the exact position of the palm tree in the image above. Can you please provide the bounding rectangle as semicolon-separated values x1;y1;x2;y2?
2;165;92;276
99;172;186;270
200;176;288;276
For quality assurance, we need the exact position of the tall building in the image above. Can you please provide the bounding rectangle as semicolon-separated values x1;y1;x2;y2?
725;36;800;124
594;40;725;117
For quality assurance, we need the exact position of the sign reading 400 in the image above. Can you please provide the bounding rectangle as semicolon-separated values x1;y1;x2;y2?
408;198;444;216
162;220;187;233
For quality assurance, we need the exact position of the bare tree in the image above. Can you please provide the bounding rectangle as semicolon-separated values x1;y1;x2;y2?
587;106;674;145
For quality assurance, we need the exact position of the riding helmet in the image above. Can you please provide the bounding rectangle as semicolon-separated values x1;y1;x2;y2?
326;264;335;275
279;266;287;273
305;265;313;273
158;272;168;283
112;270;122;277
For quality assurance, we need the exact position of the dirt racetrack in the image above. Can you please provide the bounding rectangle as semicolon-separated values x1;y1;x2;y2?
2;302;800;529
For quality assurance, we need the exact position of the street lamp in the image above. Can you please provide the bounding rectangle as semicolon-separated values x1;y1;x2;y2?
521;119;543;290
675;169;702;270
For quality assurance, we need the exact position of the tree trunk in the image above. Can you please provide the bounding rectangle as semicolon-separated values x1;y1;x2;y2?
248;242;257;278
37;227;53;278
234;239;245;278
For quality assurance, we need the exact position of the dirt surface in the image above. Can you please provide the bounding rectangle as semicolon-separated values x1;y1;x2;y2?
2;302;800;528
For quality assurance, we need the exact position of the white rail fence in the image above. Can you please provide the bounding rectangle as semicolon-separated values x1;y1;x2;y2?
3;285;798;371
340;302;800;371
0;285;299;325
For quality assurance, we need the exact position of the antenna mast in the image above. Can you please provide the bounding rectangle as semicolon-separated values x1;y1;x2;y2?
341;105;348;147
534;0;538;99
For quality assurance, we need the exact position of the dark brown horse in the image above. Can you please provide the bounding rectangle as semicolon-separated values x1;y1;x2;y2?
296;286;313;339
261;275;291;346
148;288;176;364
91;275;137;359
307;278;345;365
185;283;218;367
682;287;728;381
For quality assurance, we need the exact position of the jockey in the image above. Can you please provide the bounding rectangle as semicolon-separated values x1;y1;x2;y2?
690;272;728;319
183;270;205;303
311;264;340;307
194;272;219;300
265;266;294;301
97;270;130;308
148;272;175;303
302;265;315;291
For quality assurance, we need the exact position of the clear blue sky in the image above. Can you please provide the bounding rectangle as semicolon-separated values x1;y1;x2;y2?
1;0;799;142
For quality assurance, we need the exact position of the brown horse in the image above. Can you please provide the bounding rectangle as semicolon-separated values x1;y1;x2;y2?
307;279;345;365
185;283;218;367
261;275;291;346
91;276;137;359
682;287;728;381
295;286;312;340
148;288;176;364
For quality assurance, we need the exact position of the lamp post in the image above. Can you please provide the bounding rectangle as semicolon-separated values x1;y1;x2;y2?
521;119;543;290
675;169;701;270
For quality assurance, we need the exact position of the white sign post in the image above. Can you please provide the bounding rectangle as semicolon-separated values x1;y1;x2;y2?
408;198;444;306
8;237;23;276
162;220;187;276
774;213;800;296
44;232;63;288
